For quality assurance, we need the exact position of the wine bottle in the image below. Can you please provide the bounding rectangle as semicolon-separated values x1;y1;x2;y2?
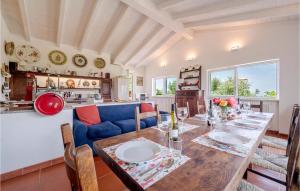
207;100;213;126
171;103;179;140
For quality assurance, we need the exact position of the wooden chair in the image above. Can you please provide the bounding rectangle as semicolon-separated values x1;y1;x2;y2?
135;104;159;131
250;101;263;112
64;143;99;191
61;123;74;148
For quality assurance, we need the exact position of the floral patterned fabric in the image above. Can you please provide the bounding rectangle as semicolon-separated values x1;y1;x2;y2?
103;137;190;189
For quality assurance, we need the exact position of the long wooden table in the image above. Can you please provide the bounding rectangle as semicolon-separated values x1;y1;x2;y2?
94;116;273;191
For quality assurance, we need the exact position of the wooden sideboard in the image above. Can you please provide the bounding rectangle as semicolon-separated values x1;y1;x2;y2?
175;90;206;117
100;78;112;102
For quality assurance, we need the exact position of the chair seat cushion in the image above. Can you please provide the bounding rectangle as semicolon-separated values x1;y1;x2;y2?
237;180;264;191
113;119;146;133
251;153;287;175
255;148;288;169
141;117;157;128
87;121;122;140
261;136;287;150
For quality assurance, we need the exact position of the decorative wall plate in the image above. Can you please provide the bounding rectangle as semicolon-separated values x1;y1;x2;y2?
66;79;75;88
4;41;14;55
83;80;90;87
15;45;41;63
49;50;67;65
94;58;105;69
73;54;87;67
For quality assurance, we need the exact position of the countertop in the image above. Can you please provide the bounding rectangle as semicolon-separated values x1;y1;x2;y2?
0;100;154;114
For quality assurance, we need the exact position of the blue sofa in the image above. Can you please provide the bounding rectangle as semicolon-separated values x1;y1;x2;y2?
73;103;166;152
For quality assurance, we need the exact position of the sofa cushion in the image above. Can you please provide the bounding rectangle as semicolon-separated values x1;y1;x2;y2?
141;117;157;127
113;119;146;133
76;105;101;125
98;104;138;122
87;121;121;140
141;103;155;113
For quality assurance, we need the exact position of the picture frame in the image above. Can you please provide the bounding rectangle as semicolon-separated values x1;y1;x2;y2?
136;76;143;86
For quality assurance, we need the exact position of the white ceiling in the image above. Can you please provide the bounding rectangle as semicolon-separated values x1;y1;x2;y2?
1;0;299;67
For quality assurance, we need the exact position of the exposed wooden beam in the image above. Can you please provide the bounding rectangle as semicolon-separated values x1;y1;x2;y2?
157;0;183;10
120;0;193;40
174;0;298;22
184;3;300;29
57;0;67;47
18;0;31;41
78;0;103;50
98;3;128;54
137;33;182;67
124;25;163;66
112;16;147;64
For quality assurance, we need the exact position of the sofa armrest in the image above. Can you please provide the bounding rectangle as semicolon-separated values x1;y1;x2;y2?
73;119;89;147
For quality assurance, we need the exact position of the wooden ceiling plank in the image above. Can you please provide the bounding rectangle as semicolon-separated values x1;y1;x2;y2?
57;0;67;47
124;24;163;66
78;0;104;50
18;0;31;41
184;3;300;29
157;0;183;10
112;16;147;64
120;0;193;40
98;3;128;54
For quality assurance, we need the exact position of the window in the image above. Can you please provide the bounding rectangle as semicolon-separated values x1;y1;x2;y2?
208;59;279;99
153;77;177;96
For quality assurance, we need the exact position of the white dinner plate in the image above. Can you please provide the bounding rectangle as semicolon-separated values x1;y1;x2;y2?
208;131;250;145
235;119;261;125
115;140;161;163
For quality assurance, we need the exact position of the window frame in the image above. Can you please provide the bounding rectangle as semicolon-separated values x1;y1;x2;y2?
152;76;177;96
207;59;279;100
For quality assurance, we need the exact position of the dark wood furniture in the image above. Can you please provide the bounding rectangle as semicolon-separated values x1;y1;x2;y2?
250;101;263;112
179;66;201;90
93;116;273;191
175;90;206;117
100;78;112;102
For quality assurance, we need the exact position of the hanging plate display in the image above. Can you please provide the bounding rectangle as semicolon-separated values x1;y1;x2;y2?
34;92;64;116
72;54;87;67
49;50;67;65
66;79;75;88
15;45;41;63
4;41;14;55
94;58;105;69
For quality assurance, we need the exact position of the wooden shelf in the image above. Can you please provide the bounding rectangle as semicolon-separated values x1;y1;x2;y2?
180;68;200;73
179;66;201;90
184;76;199;80
12;71;104;80
37;87;100;90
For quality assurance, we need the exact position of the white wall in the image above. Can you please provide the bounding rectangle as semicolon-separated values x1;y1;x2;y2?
145;20;299;134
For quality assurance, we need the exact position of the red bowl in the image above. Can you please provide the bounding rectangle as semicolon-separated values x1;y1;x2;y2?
34;92;64;116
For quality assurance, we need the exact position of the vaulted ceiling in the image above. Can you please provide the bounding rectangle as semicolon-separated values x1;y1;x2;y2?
1;0;299;67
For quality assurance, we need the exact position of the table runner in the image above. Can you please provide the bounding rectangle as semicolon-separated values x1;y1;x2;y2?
103;137;190;189
155;123;199;134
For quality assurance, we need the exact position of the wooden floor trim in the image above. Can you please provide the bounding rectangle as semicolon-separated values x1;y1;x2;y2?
0;156;64;182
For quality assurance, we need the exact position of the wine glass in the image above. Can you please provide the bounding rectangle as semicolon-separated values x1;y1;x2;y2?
244;102;251;114
158;114;171;146
176;107;189;128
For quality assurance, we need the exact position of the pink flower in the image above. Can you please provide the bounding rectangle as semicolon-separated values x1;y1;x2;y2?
227;97;237;107
212;98;221;105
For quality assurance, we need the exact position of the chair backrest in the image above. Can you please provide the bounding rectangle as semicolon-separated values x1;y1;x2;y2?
250;101;263;112
135;104;159;131
61;123;74;148
64;143;99;191
75;145;99;191
287;105;300;156
286;116;300;191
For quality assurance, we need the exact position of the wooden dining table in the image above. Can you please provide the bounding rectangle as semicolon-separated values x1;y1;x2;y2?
93;115;273;191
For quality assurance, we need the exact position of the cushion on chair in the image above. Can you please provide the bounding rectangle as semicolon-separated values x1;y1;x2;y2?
76;105;101;125
141;103;155;113
237;180;264;191
87;121;121;140
261;136;287;150
251;153;287;175
255;148;288;169
141;117;157;127
113;119;146;133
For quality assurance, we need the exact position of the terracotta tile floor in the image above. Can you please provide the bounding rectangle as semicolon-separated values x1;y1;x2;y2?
0;131;288;191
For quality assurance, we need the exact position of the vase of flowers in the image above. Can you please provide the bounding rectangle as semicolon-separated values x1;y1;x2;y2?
212;97;237;121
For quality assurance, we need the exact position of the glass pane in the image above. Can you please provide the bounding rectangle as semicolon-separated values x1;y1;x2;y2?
210;70;234;96
155;78;164;95
167;77;177;95
237;62;277;97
